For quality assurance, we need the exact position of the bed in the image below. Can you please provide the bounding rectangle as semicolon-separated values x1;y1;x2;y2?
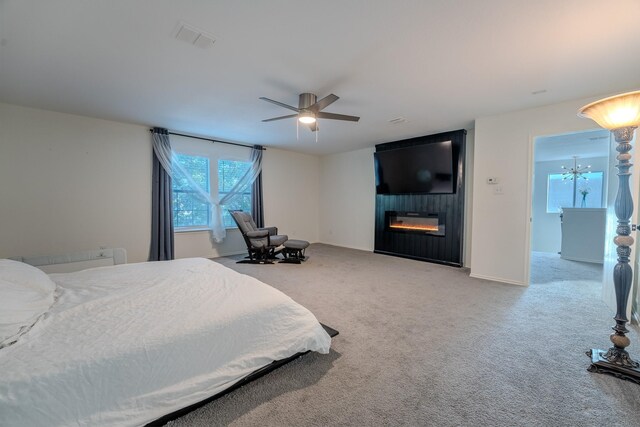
0;253;332;426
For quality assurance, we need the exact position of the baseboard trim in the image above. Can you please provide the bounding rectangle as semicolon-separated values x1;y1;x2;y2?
315;242;374;252
559;255;604;264
469;272;527;287
222;250;249;256
202;250;248;259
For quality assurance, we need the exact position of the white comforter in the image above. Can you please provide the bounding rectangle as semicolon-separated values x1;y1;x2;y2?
0;258;331;426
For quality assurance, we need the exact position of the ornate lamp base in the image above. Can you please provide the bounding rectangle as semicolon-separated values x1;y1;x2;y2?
587;348;640;385
578;94;640;387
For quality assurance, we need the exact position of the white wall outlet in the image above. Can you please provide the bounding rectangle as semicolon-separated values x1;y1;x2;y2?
493;185;504;195
487;177;499;184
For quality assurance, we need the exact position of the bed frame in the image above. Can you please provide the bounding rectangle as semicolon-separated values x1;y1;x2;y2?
10;248;338;426
147;323;339;426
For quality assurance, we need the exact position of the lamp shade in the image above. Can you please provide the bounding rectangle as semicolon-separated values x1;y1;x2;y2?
578;90;640;130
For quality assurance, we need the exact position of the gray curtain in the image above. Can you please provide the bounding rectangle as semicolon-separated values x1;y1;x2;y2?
149;127;174;261
251;145;264;228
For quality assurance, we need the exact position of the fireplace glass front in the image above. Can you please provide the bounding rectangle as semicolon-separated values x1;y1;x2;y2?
385;211;445;236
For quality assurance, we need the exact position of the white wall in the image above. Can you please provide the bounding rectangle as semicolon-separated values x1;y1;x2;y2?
531;156;609;253
319;147;376;251
262;148;320;242
0;102;321;262
470;95;622;286
0;103;152;262
0;99;473;269
174;230;247;259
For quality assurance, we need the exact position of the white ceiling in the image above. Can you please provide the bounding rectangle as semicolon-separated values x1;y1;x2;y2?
1;0;639;155
535;129;610;162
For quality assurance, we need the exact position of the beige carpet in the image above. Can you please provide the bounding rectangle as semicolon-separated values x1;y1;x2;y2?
168;244;640;427
530;251;603;285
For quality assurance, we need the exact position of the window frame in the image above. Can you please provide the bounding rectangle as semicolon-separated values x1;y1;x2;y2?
172;153;212;231
171;143;254;233
218;158;253;229
545;170;605;213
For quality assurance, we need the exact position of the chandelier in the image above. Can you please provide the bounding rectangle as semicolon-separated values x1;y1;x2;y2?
561;156;590;181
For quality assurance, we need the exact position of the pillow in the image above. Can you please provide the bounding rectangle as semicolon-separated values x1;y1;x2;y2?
0;259;56;348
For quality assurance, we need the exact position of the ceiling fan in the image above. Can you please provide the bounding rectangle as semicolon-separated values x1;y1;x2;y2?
260;93;360;132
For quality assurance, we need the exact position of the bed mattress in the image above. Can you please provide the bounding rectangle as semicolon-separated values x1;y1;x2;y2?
0;258;331;426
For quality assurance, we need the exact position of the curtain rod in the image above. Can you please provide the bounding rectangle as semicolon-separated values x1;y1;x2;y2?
149;129;266;150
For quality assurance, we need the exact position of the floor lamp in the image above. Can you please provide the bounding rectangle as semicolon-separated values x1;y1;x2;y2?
579;90;640;384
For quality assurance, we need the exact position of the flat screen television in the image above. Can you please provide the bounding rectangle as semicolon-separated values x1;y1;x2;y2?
374;141;455;194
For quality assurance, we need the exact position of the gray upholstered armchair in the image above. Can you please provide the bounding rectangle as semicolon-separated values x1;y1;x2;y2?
229;210;288;264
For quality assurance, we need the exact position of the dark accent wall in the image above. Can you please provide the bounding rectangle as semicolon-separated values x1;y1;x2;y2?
374;129;466;267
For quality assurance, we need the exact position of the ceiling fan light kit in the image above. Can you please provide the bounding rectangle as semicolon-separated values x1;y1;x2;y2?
298;111;316;124
260;92;360;135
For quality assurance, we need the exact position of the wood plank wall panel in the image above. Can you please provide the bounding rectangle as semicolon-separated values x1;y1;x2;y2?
374;129;466;267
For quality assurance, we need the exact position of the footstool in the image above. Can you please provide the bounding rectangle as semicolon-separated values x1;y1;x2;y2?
281;239;309;264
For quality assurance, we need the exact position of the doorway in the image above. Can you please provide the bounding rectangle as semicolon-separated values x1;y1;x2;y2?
529;129;610;285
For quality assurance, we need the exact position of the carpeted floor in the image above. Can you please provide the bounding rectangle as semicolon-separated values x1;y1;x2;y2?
530;251;603;285
168;244;640;427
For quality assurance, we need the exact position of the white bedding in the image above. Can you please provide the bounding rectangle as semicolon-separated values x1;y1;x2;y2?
0;258;331;427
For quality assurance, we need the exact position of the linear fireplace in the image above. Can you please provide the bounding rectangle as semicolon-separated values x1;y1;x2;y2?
385;211;445;236
374;129;465;267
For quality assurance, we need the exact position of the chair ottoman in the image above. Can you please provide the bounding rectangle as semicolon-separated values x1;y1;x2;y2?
281;239;309;264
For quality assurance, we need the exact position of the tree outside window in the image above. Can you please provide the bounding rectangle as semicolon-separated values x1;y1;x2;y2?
218;159;252;228
171;155;253;230
172;154;210;228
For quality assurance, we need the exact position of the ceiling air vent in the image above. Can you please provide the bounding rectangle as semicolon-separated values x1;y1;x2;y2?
175;22;216;49
389;117;408;125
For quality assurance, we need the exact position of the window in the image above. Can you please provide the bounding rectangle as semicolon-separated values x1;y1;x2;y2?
218;159;252;228
546;171;604;213
171;146;254;231
172;154;210;228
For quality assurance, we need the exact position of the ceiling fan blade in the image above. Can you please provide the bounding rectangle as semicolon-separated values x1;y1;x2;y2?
316;112;360;122
304;121;318;132
309;94;339;113
262;114;299;122
259;97;299;112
